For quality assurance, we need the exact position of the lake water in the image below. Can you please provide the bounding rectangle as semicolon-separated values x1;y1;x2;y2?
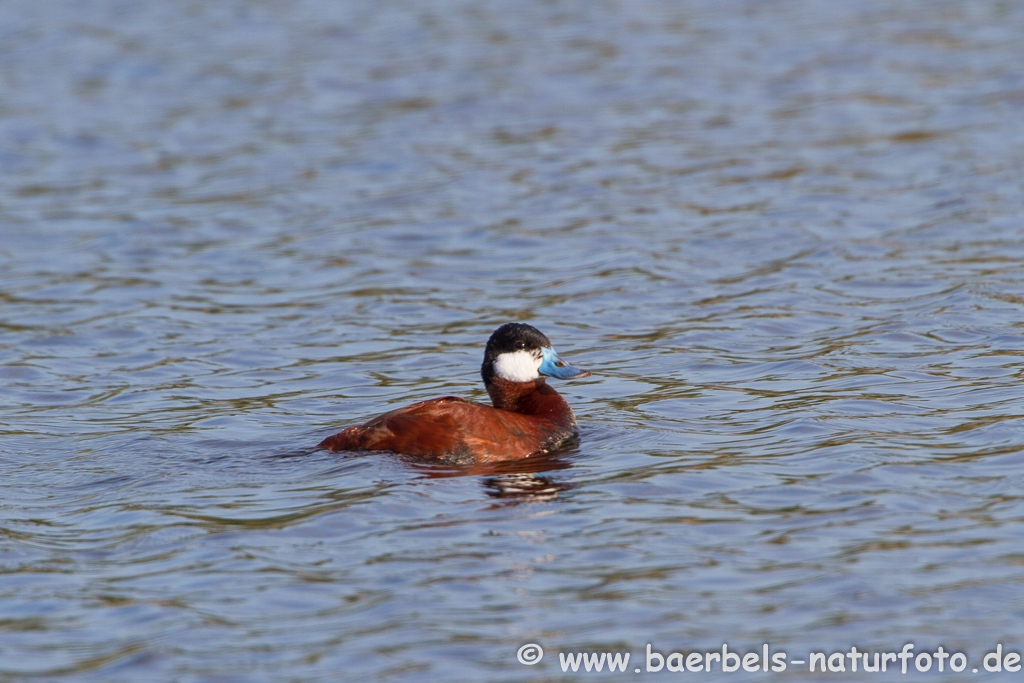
2;0;1023;680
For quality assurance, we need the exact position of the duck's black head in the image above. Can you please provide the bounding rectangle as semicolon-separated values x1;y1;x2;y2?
481;322;590;386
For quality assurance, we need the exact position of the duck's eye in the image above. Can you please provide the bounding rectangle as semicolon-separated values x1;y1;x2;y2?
515;341;526;350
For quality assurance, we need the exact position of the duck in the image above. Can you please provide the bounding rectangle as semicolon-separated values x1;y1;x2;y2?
317;323;591;463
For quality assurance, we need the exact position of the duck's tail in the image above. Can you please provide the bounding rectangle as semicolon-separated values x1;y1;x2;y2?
317;425;371;451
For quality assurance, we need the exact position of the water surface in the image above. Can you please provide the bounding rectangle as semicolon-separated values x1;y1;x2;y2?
2;0;1024;680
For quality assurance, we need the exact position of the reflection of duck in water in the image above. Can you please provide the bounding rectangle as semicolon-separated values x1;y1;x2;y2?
318;323;590;464
410;445;579;501
482;472;572;501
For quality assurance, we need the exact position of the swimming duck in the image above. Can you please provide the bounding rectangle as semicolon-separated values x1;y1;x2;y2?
317;323;590;463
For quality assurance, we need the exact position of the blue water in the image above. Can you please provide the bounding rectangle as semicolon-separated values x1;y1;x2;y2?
2;0;1024;680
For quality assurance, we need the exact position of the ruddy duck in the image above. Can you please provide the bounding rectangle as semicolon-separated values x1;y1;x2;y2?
317;323;591;463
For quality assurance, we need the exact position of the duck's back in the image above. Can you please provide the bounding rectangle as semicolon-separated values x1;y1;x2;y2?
317;395;575;463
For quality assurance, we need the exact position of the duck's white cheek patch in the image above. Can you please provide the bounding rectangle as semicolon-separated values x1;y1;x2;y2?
493;350;542;382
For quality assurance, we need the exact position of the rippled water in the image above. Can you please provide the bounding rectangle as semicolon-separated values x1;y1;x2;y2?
2;0;1024;680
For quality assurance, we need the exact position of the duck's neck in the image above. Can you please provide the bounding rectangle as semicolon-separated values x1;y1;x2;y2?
486;377;574;423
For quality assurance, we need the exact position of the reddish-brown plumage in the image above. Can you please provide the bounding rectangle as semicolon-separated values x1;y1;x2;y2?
317;324;590;463
317;378;579;463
